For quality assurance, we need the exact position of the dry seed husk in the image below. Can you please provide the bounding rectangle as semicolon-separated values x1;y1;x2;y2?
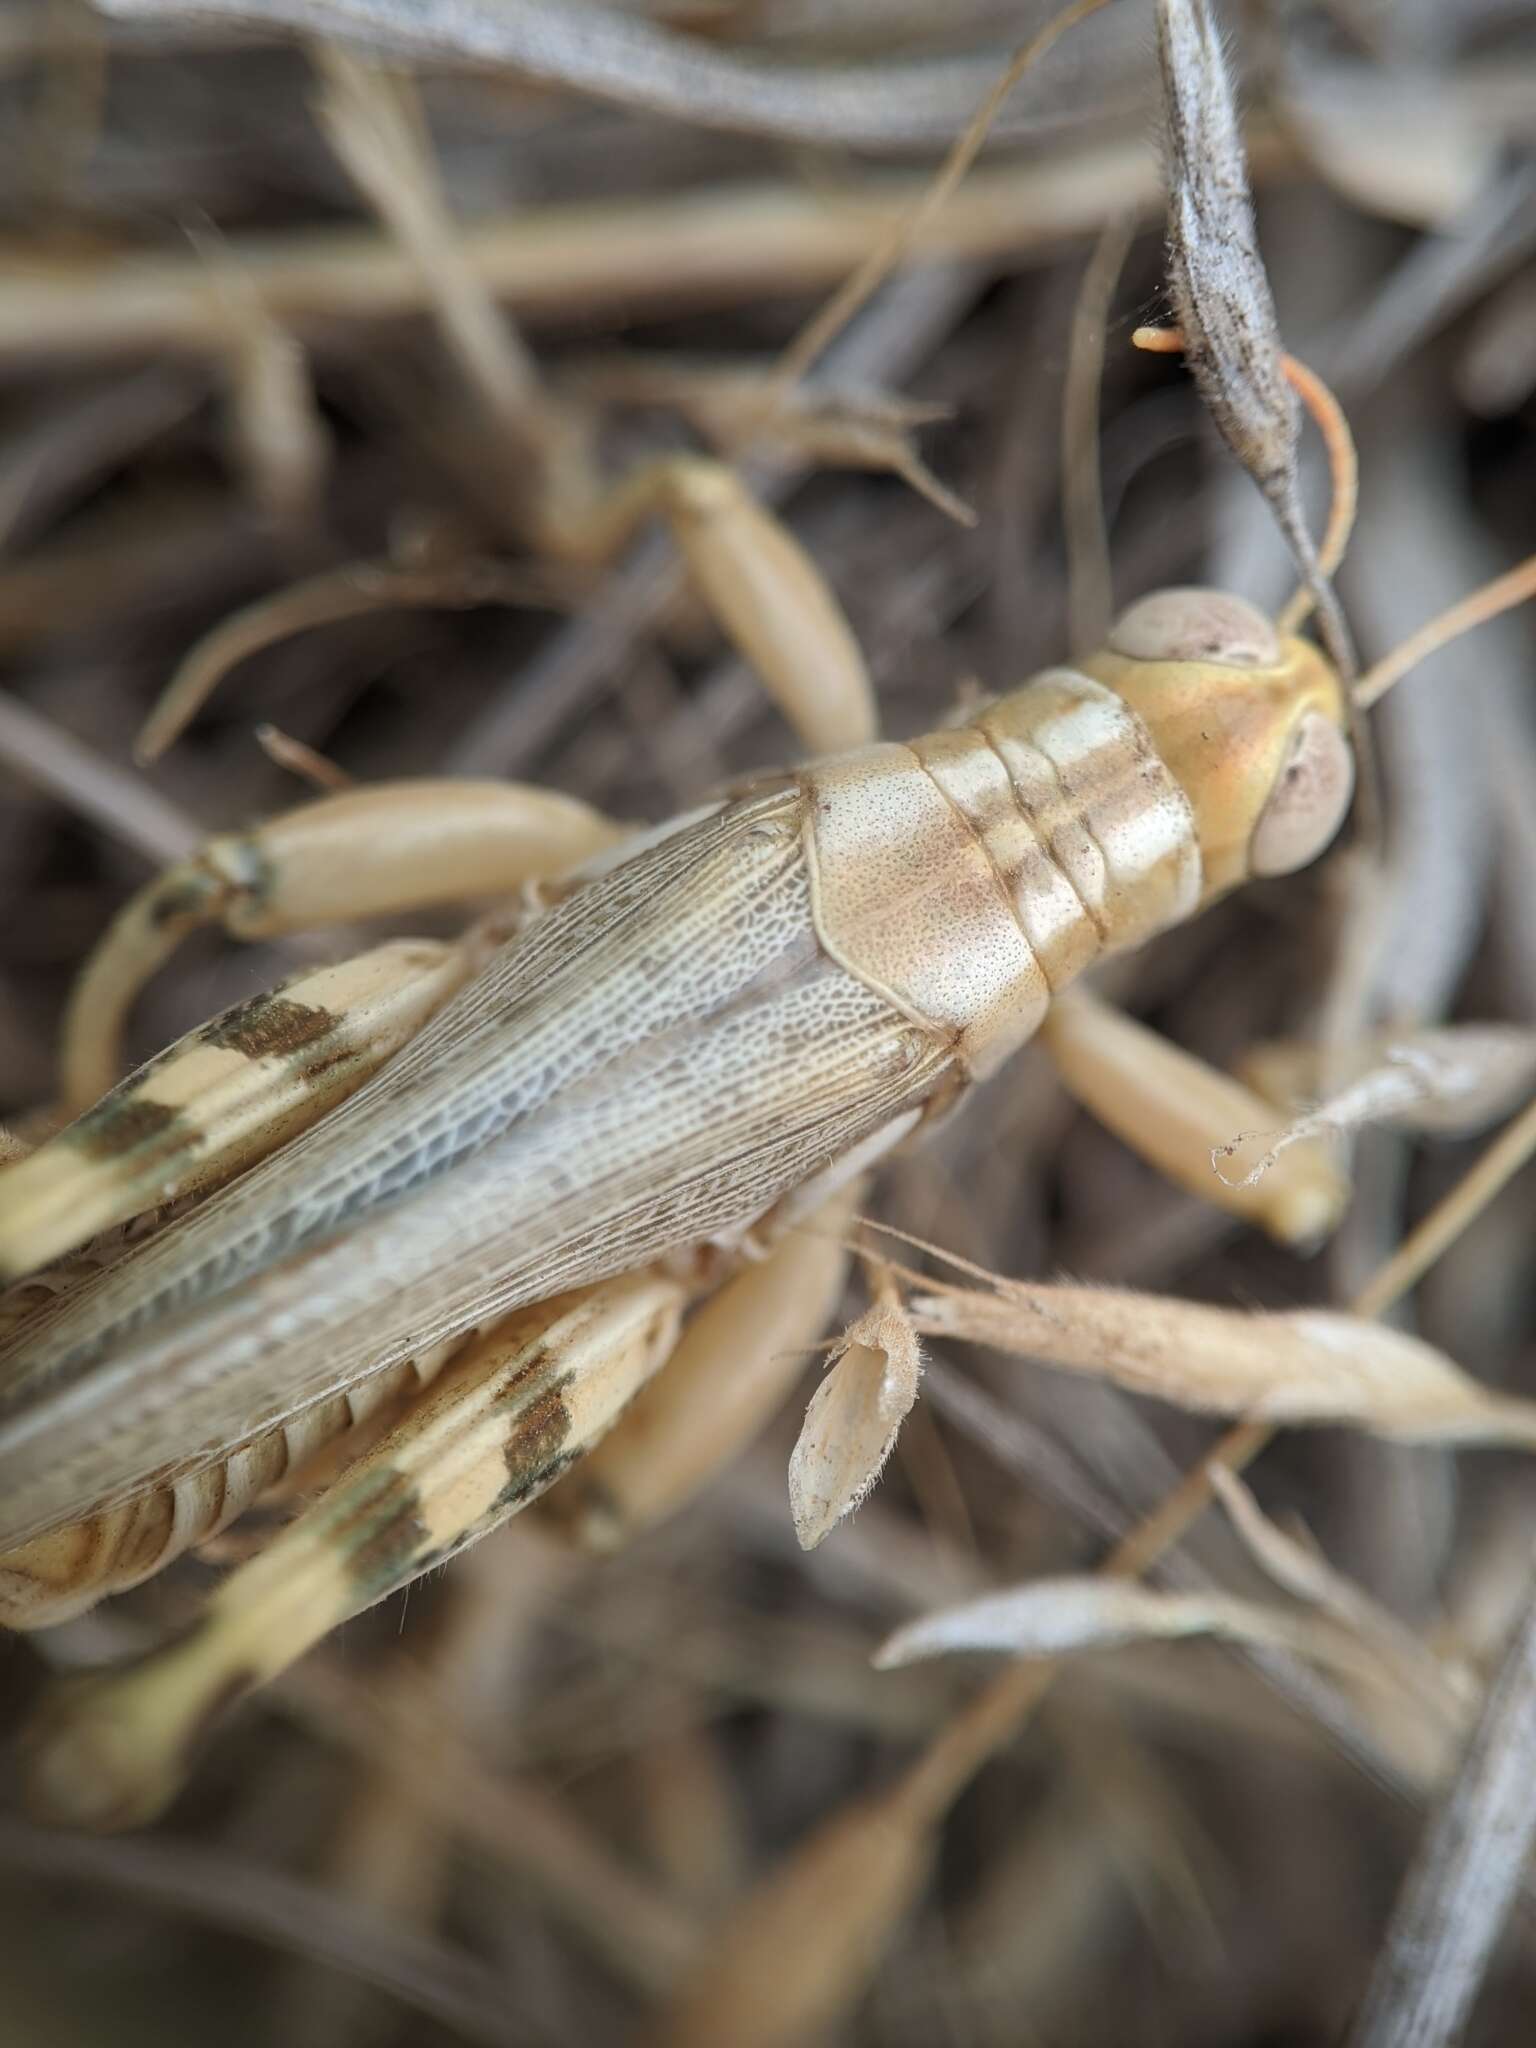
912;1282;1536;1447
789;1297;923;1550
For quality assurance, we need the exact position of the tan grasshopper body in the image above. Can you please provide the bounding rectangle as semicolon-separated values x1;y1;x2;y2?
0;589;1351;1621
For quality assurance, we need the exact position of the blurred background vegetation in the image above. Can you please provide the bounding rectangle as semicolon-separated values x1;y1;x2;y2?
1;3;1535;2043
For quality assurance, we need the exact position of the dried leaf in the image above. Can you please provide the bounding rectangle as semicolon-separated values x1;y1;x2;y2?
1219;1029;1536;1192
875;1576;1359;1672
136;555;575;761
1155;0;1349;667
789;1300;923;1550
1388;1028;1536;1135
1349;1573;1536;2048
911;1280;1536;1449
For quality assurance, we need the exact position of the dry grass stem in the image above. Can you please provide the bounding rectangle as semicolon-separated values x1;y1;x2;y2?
762;0;1110;408
0;688;204;865
1210;1467;1476;1720
95;0;1149;150
279;1653;703;1994
650;1783;935;2048
1349;1567;1536;2048
0;148;1168;364
309;39;587;539
0;1818;530;2047
137;556;574;760
191;227;332;529
254;722;356;791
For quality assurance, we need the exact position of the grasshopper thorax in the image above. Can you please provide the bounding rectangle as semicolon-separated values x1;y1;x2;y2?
1079;588;1354;902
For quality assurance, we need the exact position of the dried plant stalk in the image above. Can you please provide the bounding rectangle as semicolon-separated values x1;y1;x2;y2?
0;149;1167;363
96;0;1149;151
1062;215;1135;655
1210;1467;1476;1724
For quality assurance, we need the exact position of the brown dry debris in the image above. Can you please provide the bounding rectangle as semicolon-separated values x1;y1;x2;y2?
1;5;1536;2047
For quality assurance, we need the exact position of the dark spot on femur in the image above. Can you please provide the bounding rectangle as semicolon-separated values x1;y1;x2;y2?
299;1044;362;1085
200;992;336;1063
72;1094;188;1163
337;1466;431;1605
497;1375;577;1510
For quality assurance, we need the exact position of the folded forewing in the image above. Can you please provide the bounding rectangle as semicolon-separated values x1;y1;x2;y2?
0;789;951;1545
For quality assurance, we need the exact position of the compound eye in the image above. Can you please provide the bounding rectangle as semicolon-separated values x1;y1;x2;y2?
1108;588;1281;668
1250;713;1354;876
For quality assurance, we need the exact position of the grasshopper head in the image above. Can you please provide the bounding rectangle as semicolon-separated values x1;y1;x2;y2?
1080;588;1353;902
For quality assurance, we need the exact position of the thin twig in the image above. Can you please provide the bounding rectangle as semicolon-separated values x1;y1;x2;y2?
0;687;204;864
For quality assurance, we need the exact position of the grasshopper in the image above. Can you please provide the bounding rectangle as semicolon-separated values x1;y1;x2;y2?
8;318;1520;1831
